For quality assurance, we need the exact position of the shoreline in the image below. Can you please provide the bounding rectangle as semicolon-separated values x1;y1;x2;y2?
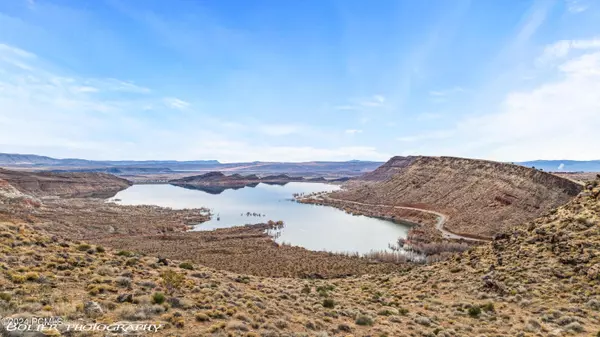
3;192;407;278
296;191;491;242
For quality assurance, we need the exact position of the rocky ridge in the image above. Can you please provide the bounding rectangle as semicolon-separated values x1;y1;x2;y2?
332;156;582;238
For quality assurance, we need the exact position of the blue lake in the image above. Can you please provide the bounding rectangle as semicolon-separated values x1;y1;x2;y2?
110;182;410;254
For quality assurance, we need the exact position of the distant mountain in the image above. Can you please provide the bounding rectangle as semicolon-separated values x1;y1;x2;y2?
516;160;600;172
0;153;65;166
0;153;220;168
49;167;175;174
0;153;382;177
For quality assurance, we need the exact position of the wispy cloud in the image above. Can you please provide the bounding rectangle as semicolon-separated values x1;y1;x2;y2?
566;0;590;13
537;37;600;65
415;112;443;121
163;97;190;110
360;95;385;107
513;0;554;48
335;95;386;111
344;129;363;135
334;105;360;111
258;124;302;136
0;43;37;71
91;79;151;94
429;87;466;97
429;87;467;104
397;130;454;143
407;38;600;161
71;86;99;93
0;42;392;161
0;43;36;58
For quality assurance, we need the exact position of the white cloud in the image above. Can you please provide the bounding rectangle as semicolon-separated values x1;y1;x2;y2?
90;78;151;94
258;124;302;136
566;0;590;13
335;94;386;111
511;0;552;49
415;41;600;161
344;129;363;135
0;43;36;59
72;86;99;93
397;130;454;143
0;43;37;71
0;43;390;162
415;112;443;121
334;105;360;111
360;94;385;107
163;97;190;109
429;87;465;97
537;37;600;64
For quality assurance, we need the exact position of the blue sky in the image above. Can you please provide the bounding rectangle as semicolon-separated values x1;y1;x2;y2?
0;0;599;162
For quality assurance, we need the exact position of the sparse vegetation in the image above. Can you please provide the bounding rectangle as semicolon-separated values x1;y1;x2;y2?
77;243;92;251
160;270;185;294
116;276;132;288
152;292;166;304
178;262;194;270
0;166;599;336
355;315;374;326
117;250;133;257
0;292;11;302
482;302;495;312
322;298;335;308
468;305;481;318
195;312;210;322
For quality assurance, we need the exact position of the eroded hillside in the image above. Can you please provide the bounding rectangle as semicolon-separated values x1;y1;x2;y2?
0;168;132;198
332;156;582;238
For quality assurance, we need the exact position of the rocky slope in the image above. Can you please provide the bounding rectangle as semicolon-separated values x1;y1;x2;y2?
334;156;582;238
0;168;132;198
0;178;598;336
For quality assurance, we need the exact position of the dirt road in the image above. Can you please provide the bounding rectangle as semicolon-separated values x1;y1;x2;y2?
304;193;488;242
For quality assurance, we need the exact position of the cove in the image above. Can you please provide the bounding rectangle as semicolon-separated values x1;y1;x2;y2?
109;182;411;254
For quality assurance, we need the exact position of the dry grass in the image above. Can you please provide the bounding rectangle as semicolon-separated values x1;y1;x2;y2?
0;205;599;336
1;174;599;336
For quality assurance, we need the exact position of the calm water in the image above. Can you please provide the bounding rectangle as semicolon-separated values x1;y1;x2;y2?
109;182;411;254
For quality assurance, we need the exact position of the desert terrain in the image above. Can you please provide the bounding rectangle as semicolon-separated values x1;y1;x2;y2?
0;156;599;336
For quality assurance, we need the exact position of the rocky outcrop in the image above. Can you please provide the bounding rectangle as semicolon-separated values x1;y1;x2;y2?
333;156;582;238
0;178;41;208
0;168;132;198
